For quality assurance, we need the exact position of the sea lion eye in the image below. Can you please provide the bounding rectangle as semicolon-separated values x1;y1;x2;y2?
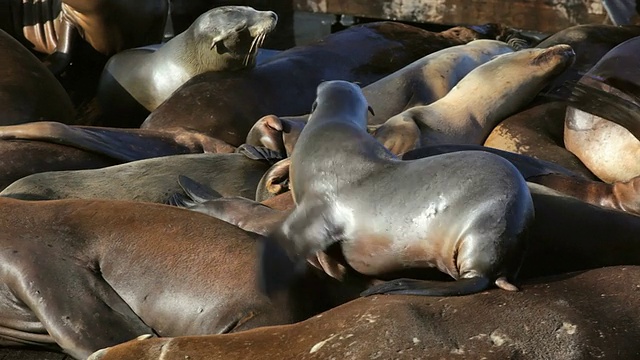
310;101;318;113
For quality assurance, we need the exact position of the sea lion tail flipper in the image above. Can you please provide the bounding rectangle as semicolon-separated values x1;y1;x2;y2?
566;82;640;141
177;175;222;203
360;277;493;297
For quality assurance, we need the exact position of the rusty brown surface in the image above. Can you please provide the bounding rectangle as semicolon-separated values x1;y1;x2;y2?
294;0;609;32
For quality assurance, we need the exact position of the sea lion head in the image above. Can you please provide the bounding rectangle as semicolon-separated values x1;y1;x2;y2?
310;81;373;129
190;6;278;70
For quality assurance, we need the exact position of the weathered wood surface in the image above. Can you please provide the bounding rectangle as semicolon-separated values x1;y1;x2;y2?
294;0;610;33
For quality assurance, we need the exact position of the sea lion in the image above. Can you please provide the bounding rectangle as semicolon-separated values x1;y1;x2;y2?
260;81;534;297
4;0;168;73
244;39;515;146
361;39;514;125
483;101;597;180
0;121;236;163
141;22;513;147
169;0;295;50
88;266;640;360
0;152;275;202
483;25;640;179
0;139;118;191
97;6;278;125
536;24;640;97
564;36;640;183
373;44;576;155
0;197;368;359
0;29;74;125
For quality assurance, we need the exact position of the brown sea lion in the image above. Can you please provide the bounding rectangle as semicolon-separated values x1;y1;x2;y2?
0;29;74;125
88;266;640;360
536;24;640;97
3;0;168;74
373;44;576;155
564;36;640;183
96;6;278;126
141;22;512;147
483;101;597;180
0;140;118;191
0;151;276;202
0;121;236;163
0;197;369;359
260;81;534;297
484;24;640;180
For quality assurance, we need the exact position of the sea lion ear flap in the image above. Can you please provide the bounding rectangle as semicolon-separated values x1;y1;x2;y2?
210;27;237;52
368;105;375;116
310;100;318;114
255;158;291;202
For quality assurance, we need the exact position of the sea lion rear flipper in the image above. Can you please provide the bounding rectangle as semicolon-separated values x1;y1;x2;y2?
566;82;640;141
177;175;222;203
360;277;493;297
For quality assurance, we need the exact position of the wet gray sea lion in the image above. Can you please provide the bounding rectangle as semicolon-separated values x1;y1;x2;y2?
260;80;534;297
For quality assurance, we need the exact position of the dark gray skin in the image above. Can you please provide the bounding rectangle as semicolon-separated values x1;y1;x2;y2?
141;22;510;147
0;197;368;359
0;29;75;125
260;81;535;297
0;152;272;202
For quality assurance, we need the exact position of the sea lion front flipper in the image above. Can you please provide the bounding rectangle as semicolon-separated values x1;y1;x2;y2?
236;144;285;164
166;192;197;208
373;115;421;155
9;257;155;359
565;82;640;141
177;175;222;203
360;277;493;297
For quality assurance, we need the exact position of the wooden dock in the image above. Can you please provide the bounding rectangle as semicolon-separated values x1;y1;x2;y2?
293;0;611;33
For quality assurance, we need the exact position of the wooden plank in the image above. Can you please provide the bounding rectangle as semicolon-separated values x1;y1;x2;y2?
293;0;609;33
